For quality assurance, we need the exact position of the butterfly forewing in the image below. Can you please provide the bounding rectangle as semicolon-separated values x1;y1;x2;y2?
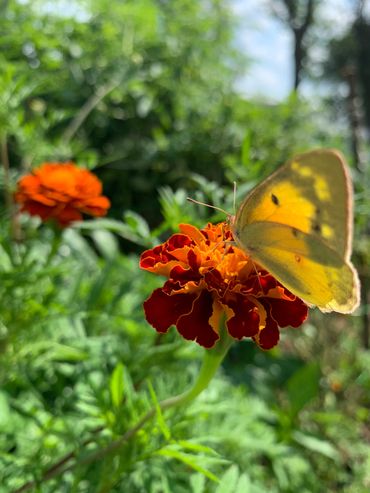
235;149;352;260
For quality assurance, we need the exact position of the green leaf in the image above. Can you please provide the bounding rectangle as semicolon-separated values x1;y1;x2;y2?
148;381;171;441
286;362;320;416
215;465;239;493
241;132;251;166
76;216;153;247
235;473;252;493
90;229;119;259
47;344;89;362
110;363;125;408
176;440;219;456
190;473;206;493
293;431;341;461
18;341;88;364
123;211;150;236
156;448;219;483
0;391;11;429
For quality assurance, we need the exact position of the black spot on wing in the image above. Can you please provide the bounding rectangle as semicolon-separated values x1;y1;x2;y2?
292;227;299;237
271;193;279;206
312;223;322;234
312;206;323;235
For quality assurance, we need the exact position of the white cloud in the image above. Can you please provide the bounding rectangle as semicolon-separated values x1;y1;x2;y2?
317;0;354;36
232;0;293;100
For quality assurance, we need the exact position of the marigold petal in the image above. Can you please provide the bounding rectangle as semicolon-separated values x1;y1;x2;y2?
17;174;40;192
167;233;193;250
140;234;193;275
56;207;83;226
170;263;201;286
209;299;224;335
28;193;58;206
258;274;280;295
187;249;200;271
176;290;219;348
203;268;227;293
225;297;260;339
76;169;103;197
254;317;280;350
141;220;308;351
21;201;54;220
39;166;77;193
265;285;292;300
268;296;308;328
78;196;111;216
143;287;197;333
15;162;110;226
179;224;206;245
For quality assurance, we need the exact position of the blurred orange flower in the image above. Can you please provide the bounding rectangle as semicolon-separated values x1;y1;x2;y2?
140;222;308;350
15;162;110;226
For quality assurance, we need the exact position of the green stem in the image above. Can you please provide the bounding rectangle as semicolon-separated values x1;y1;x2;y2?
13;328;234;493
68;329;233;466
1;132;20;241
161;330;233;409
45;228;63;265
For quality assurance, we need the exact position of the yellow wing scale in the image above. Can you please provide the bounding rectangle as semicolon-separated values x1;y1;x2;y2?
233;149;360;314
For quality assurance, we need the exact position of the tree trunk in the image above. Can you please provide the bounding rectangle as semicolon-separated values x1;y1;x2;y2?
343;65;369;349
293;29;305;90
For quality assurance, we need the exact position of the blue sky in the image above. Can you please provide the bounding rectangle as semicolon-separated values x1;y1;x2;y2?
38;0;364;101
232;0;292;100
232;0;362;101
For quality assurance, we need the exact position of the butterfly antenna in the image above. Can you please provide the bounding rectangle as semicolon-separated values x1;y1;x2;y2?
187;197;229;216
251;260;263;292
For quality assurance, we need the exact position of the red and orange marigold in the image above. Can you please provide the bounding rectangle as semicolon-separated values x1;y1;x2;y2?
140;222;308;350
15;162;110;226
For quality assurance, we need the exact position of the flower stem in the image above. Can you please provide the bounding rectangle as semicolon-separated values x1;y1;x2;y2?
45;228;63;265
161;331;233;409
13;330;233;492
1;132;20;241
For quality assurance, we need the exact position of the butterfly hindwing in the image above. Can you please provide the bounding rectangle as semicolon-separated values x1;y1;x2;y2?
236;221;359;313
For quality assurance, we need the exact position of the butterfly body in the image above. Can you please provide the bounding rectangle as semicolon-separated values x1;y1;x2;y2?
231;149;360;313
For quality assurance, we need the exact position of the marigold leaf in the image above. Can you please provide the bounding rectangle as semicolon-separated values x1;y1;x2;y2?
293;431;341;461
148;381;171;441
155;449;220;483
286;362;320;416
235;473;253;493
176;440;219;456
110;362;124;408
190;473;206;493
90;229;119;259
215;465;239;493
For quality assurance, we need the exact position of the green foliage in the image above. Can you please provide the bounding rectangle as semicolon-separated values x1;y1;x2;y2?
0;1;369;492
0;0;244;227
1;203;369;492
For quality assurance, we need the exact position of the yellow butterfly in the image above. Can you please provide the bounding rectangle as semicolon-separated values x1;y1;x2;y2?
231;149;360;313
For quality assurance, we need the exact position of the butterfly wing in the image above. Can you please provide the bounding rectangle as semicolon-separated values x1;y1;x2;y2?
234;149;353;260
233;149;360;313
237;221;359;313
